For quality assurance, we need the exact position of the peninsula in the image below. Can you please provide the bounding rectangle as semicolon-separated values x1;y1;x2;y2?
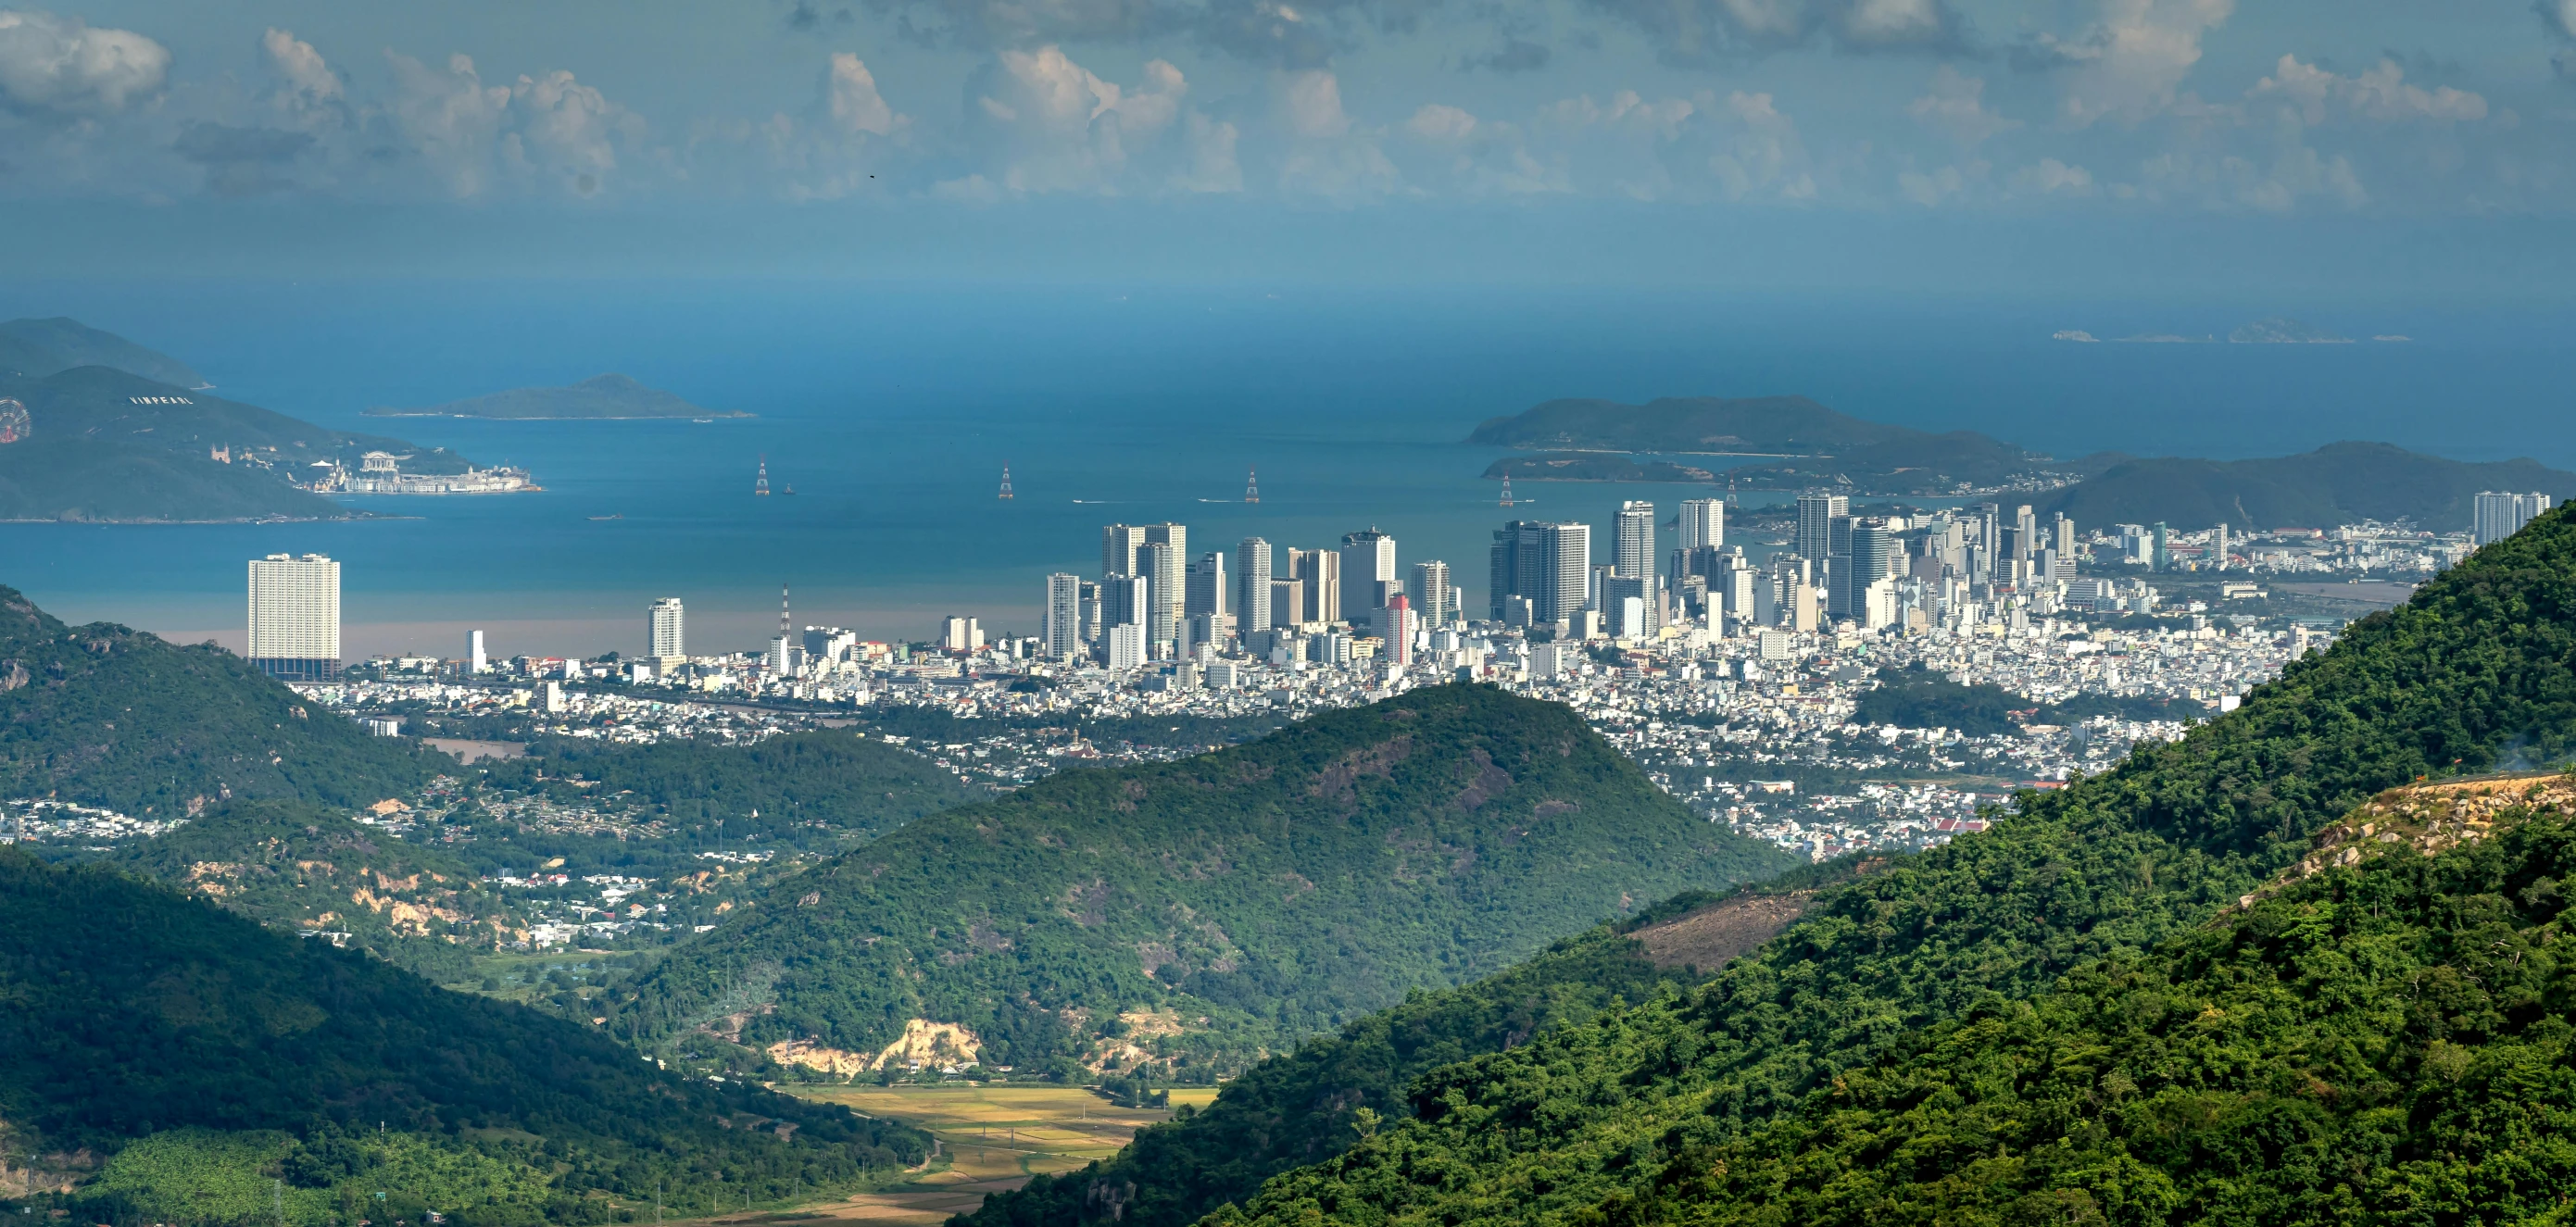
369;373;743;419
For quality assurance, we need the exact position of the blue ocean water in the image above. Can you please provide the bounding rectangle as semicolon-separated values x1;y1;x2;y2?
1;281;2568;657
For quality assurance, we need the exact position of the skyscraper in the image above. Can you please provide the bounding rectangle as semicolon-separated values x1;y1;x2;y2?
1795;493;1846;562
1615;501;1655;579
468;629;487;674
1236;537;1273;634
2053;512;2077;562
1143;524;1187;652
1410;560;1451;626
1186;551;1230;625
1381;595;1416;666
1103;573;1150;632
1678;498;1723;551
1853;519;1892;589
1339;528;1398;622
2152;521;2170;571
1100;523;1149;578
1289;548;1339;626
1043;572;1083;658
246;553;340;680
2015;505;2037;558
1104;623;1146;670
1527;521;1590;625
649;597;685;662
2475;492;2556;545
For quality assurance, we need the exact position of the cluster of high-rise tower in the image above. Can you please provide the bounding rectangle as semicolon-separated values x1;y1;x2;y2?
1041;523;1457;670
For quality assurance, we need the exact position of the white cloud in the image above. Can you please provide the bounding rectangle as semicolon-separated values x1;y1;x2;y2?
1897;163;1965;206
0;8;168;118
261;28;339;108
2014;157;2093;194
963;45;1192;194
2041;0;2233;128
1908;66;2017;145
1283;69;1349;138
1406;103;1477;141
1709;90;1811;202
823;52;902;136
384;51;639;198
2252;56;2486;125
1173;110;1241;193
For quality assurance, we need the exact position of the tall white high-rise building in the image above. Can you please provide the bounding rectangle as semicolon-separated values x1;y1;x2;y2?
1143;524;1187;653
1044;572;1084;659
2475;492;2556;546
1410;560;1452;626
649;597;685;662
1678;498;1723;551
1236;538;1273;634
1615;502;1655;579
1380;595;1417;666
246;553;340;679
1104;622;1146;670
468;629;487;674
1339;528;1398;622
1290;548;1339;626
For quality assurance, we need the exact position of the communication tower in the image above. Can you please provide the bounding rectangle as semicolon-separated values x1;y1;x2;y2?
754;456;771;496
1245;467;1260;504
999;465;1014;500
1499;473;1514;508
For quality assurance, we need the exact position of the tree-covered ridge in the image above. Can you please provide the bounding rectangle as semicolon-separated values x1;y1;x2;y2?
107;799;521;981
0;585;444;813
1212;504;2576;1227
1275;782;2576;1227
0;850;929;1221
479;730;979;846
618;685;1798;1079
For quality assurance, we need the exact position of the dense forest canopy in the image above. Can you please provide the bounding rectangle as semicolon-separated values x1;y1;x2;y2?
617;685;1796;1079
975;505;2576;1227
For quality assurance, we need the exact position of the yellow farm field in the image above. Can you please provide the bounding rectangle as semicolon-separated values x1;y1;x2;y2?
732;1084;1196;1227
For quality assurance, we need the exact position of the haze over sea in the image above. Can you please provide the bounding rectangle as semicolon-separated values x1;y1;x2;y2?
4;279;2568;659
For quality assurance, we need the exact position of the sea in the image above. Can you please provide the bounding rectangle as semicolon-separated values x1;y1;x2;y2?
2;280;2569;659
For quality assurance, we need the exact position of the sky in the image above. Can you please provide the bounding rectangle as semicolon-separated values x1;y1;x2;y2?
0;1;2571;287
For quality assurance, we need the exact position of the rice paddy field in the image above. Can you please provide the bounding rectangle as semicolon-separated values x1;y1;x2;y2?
710;1083;1219;1227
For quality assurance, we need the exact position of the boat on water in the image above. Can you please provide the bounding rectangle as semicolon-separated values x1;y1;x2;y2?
692;418;713;423
588;514;622;520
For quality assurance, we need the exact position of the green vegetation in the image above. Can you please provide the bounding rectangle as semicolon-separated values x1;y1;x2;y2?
1848;667;2031;735
0;585;445;814
90;1127;557;1227
961;920;1704;1227
0;321;488;521
1173;504;2576;1227
371;373;746;419
478;730;979;847
618;684;1797;1079
107;798;512;982
0;316;206;385
2038;440;2576;533
1464;396;2071;495
0;850;930;1223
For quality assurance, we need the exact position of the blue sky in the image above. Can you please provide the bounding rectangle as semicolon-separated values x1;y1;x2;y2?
1;1;2570;285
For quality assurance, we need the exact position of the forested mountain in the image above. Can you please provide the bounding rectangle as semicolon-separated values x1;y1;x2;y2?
0;851;928;1225
959;871;1846;1227
0;319;484;521
477;730;979;849
0;585;444;814
1464;396;2080;494
2035;440;2576;532
1207;505;2576;1227
614;685;1797;1080
370;373;745;419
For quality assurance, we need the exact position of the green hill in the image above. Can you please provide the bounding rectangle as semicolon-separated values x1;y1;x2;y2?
956;872;1843;1227
2035;440;2576;532
0;849;929;1223
370;373;745;419
1465;396;2076;494
0;584;444;815
0;316;207;386
1197;504;2576;1227
107;799;524;982
0;323;488;521
614;684;1797;1080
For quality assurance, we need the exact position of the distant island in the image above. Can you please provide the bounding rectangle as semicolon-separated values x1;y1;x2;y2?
2049;317;2375;345
0;318;519;522
369;373;744;419
1483;453;1719;483
2034;442;2576;532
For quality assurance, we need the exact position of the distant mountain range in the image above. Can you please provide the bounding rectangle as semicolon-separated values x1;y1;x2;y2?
2034;441;2576;532
370;372;742;419
1466;395;2091;495
0;319;484;521
1470;394;2574;530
